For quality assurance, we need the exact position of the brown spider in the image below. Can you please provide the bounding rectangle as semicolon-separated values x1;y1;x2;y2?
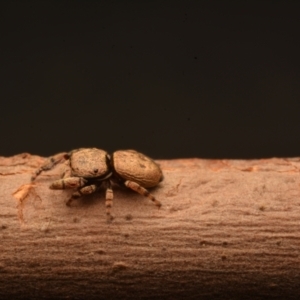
31;148;163;221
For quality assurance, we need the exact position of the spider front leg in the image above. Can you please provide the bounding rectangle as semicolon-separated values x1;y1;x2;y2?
60;163;72;178
50;176;88;206
31;152;68;181
124;180;162;208
66;182;101;206
50;177;88;190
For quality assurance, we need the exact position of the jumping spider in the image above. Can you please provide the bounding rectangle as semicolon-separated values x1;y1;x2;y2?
31;148;163;221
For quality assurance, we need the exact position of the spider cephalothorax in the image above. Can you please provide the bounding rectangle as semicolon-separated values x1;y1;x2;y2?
31;148;163;221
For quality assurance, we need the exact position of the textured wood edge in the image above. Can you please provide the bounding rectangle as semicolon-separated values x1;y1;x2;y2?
1;153;300;299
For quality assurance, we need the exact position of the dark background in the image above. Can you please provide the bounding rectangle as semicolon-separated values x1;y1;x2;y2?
1;1;300;159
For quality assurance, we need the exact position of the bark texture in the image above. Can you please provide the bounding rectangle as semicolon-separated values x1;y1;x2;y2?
1;153;300;299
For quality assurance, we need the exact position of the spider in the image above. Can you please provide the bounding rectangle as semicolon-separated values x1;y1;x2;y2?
31;148;163;221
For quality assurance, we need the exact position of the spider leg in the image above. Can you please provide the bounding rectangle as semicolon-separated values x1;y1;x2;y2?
124;180;161;208
61;163;72;178
50;177;88;190
105;180;114;222
31;152;68;181
66;183;101;206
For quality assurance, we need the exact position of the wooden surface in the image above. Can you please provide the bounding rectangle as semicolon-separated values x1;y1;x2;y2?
1;153;300;299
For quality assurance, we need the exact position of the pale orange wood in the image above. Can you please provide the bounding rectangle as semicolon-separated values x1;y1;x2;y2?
1;153;300;299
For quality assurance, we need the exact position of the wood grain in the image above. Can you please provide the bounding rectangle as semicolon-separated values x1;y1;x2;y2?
1;153;300;299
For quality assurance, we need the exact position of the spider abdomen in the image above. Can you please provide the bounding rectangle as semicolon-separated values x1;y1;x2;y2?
112;150;163;188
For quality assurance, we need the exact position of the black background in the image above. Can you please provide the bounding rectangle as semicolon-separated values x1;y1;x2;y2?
1;1;300;159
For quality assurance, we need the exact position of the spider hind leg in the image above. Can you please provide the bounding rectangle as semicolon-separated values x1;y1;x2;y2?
124;180;161;208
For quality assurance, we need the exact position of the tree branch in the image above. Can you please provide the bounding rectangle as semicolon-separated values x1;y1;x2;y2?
1;153;300;299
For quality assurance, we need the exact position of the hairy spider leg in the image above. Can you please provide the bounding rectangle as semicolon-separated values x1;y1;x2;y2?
31;152;68;181
50;177;88;190
105;180;114;222
66;182;102;206
124;180;162;208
